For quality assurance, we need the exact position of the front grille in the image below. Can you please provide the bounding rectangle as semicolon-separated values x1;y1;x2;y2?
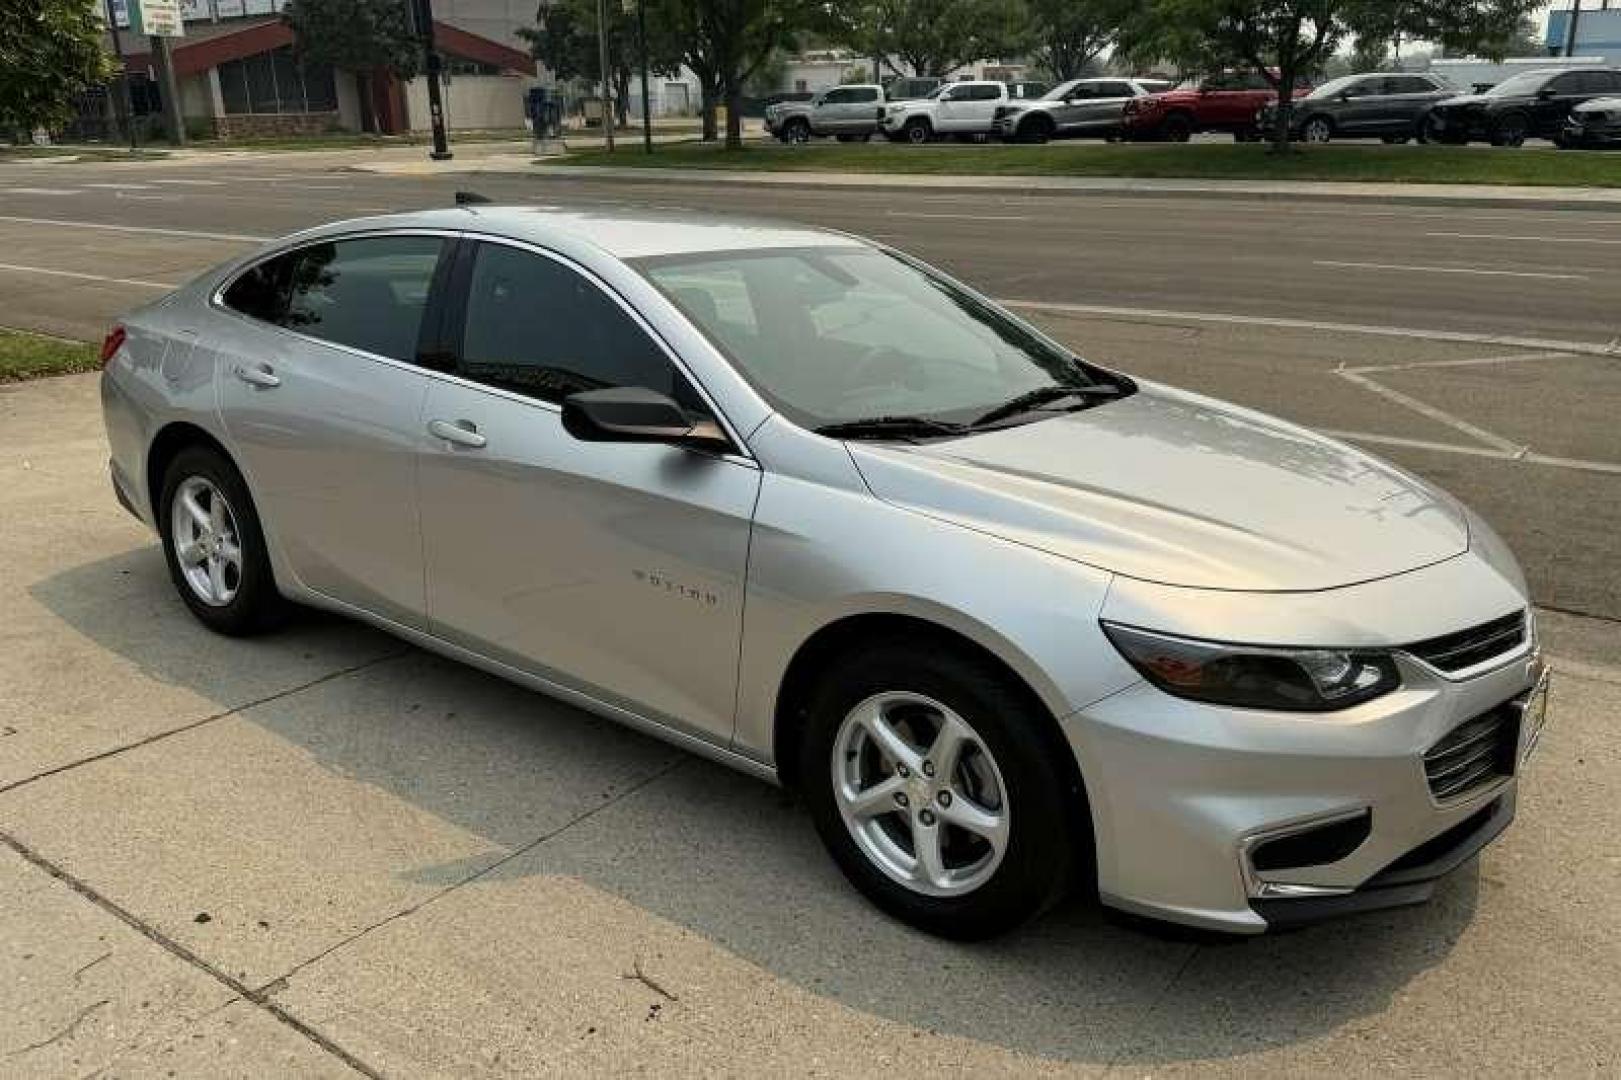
1424;698;1521;801
1405;611;1525;673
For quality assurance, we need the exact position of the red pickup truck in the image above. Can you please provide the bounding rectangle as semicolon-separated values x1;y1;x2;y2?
1122;71;1313;142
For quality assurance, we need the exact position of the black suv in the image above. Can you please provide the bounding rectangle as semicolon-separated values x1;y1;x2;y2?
1423;67;1621;146
1261;72;1457;144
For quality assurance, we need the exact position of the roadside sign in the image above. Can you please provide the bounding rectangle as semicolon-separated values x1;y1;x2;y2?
130;0;187;36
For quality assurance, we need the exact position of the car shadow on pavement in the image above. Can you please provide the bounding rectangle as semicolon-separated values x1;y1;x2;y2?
31;547;1481;1067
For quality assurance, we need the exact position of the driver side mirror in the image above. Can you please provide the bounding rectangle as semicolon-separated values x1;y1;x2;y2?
1536;87;1556;100
562;387;729;450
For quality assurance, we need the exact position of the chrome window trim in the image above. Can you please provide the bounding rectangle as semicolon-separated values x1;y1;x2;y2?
206;226;757;467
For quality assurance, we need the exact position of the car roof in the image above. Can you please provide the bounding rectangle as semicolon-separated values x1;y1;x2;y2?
299;206;866;261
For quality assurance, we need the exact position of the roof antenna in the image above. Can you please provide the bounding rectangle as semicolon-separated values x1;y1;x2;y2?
455;190;492;206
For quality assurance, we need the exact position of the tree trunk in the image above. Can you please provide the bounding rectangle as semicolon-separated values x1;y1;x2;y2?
614;69;632;128
724;80;743;149
358;70;378;134
700;83;717;141
1270;71;1296;154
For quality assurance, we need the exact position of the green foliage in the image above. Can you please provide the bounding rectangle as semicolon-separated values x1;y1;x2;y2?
520;0;685;125
833;0;1030;78
0;0;110;136
1025;0;1133;82
649;0;816;145
282;0;422;80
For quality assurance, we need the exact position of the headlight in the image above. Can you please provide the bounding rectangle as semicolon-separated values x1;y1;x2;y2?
1101;622;1401;712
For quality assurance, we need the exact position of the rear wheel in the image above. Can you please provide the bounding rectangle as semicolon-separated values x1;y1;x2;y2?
798;639;1083;939
782;117;810;145
1015;117;1052;144
158;445;286;636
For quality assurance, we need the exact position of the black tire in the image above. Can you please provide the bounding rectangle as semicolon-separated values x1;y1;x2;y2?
1300;116;1333;145
902;118;932;145
158;445;287;636
1160;112;1194;143
1491;113;1528;148
798;637;1085;940
1015;117;1052;144
782;118;810;145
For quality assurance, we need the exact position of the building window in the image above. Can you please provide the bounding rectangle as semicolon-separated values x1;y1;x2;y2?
444;55;502;77
218;46;338;115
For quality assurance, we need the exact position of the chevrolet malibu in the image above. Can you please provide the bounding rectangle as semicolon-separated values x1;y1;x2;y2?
100;208;1548;939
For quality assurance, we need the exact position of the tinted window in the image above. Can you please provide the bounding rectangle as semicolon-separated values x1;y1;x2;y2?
822;89;851;104
1551;73;1586;94
222;252;295;323
282;236;443;362
1097;82;1134;98
1576;71;1618;93
1388;76;1439;94
459;243;691;408
850;88;879;103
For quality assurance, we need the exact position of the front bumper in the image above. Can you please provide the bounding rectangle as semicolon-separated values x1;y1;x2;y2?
1064;611;1544;934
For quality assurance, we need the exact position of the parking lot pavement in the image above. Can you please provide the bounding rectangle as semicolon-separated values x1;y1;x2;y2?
3;361;1620;1076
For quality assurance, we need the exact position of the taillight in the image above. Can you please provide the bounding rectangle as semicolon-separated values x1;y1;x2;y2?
100;325;127;367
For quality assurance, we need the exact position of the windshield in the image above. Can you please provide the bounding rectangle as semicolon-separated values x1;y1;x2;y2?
1486;71;1552;98
1306;75;1363;100
640;246;1119;432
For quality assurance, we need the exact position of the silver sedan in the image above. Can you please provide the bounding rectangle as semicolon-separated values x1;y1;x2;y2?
100;207;1547;939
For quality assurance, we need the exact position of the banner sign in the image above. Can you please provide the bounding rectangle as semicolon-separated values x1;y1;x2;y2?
131;0;187;36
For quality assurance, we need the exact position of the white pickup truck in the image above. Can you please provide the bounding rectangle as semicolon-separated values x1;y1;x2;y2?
878;81;1044;143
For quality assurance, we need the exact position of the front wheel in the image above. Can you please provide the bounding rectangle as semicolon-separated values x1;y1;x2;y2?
799;640;1082;939
1160;113;1194;142
902;118;932;145
1301;117;1333;145
782;118;810;145
159;445;287;636
1491;114;1528;148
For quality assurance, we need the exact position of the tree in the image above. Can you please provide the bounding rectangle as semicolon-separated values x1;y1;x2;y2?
1121;1;1543;153
1025;0;1133;82
838;0;1029;78
283;0;421;134
521;0;683;128
650;0;813;148
0;0;109;142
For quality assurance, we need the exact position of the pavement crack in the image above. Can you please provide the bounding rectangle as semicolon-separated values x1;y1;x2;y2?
7;999;108;1057
0;649;409;799
0;830;382;1079
621;957;679;1002
71;950;112;982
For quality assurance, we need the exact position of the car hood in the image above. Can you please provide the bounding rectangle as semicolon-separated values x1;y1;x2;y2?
846;384;1468;592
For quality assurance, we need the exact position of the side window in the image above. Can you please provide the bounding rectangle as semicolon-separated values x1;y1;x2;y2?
822;89;851;105
1551;73;1584;94
852;88;878;103
1577;71;1617;94
1099;82;1134;98
281;236;444;362
969;84;1000;101
1067;84;1096;100
221;251;296;323
458;244;695;409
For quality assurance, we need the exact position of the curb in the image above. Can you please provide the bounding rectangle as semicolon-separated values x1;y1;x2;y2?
377;161;1621;214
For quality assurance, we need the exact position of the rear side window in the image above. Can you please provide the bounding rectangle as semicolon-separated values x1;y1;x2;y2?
221;253;294;323
282;236;444;362
1097;82;1134;98
851;88;879;103
458;243;695;409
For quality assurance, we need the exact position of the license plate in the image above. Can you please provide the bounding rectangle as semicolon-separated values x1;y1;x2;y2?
1519;670;1550;762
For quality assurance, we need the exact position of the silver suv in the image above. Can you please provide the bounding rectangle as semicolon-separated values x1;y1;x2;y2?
102;208;1545;940
995;77;1172;142
766;84;885;143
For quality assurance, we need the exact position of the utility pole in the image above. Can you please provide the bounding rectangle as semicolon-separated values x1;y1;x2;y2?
633;0;651;153
412;0;453;159
596;0;615;151
1564;1;1583;58
103;0;137;151
152;35;186;145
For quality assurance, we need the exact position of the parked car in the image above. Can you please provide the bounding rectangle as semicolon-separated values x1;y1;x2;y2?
994;77;1173;143
880;80;1017;143
102;206;1547;940
765;84;885;143
1558;94;1621;148
1422;67;1621;146
1123;71;1312;142
1258;72;1458;144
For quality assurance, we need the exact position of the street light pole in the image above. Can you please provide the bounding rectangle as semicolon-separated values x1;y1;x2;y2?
596;0;615;151
103;0;137;151
636;0;652;154
412;0;453;160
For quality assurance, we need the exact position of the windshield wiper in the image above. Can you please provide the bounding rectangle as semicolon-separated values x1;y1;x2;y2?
969;384;1120;429
814;415;969;442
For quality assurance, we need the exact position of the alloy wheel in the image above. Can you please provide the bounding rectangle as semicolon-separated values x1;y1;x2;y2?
831;691;1011;898
170;476;243;607
1304;118;1332;144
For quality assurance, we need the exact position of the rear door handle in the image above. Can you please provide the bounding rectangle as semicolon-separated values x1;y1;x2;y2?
234;363;280;389
428;418;488;449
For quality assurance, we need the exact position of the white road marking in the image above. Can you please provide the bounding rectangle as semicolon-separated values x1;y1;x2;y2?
149;179;226;186
0;262;175;289
1425;231;1621;245
81;183;154;190
1342;351;1576;374
1002;299;1621;358
1313;260;1587;281
1;187;79;196
1324;429;1621;476
0;215;265;242
886;211;1032;222
1335;369;1525;454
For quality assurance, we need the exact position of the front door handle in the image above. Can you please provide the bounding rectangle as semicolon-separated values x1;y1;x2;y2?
428;418;488;449
234;363;280;389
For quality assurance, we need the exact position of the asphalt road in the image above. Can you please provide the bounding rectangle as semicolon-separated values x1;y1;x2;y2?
1;151;1619;1076
2;150;1617;619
